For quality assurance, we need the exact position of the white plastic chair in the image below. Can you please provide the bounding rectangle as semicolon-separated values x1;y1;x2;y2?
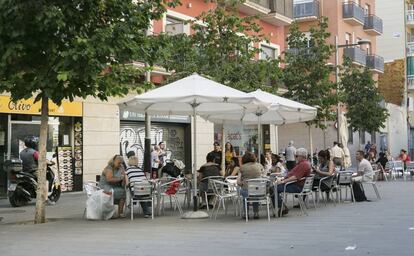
290;176;316;216
364;170;381;200
130;181;154;220
156;177;183;216
209;179;238;219
404;161;414;181
244;178;271;222
337;172;355;203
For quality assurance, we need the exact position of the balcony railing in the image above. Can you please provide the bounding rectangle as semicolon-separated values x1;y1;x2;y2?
240;0;293;25
407;10;414;25
342;1;365;25
343;47;367;66
366;55;384;73
408;75;414;90
408;41;414;55
293;0;319;20
250;0;270;9
364;15;383;35
270;0;294;19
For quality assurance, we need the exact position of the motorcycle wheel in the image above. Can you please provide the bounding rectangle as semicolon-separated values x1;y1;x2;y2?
48;186;61;203
8;191;29;207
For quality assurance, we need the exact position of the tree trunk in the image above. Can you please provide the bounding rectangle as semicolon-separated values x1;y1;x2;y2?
34;95;49;224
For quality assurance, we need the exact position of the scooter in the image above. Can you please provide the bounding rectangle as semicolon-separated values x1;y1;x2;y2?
4;158;61;207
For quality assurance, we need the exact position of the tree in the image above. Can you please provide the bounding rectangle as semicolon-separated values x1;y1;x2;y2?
159;0;282;93
0;0;179;224
282;17;338;152
340;58;389;143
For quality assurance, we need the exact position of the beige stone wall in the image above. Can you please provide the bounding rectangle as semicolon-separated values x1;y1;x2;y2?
192;116;214;170
82;100;120;182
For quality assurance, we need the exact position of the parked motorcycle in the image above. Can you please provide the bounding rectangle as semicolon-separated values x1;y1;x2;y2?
4;158;61;207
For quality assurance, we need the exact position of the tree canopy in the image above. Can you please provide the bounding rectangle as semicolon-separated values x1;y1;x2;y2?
158;0;282;93
340;58;389;133
0;0;180;104
283;17;337;129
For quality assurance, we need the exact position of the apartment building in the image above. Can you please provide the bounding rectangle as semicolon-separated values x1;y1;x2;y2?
278;0;386;161
375;0;410;158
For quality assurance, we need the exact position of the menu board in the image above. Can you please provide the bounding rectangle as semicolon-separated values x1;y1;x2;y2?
57;146;73;192
74;121;83;175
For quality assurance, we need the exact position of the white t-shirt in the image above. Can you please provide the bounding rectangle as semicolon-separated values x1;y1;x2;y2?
331;145;345;159
357;158;374;182
285;146;296;161
151;151;159;169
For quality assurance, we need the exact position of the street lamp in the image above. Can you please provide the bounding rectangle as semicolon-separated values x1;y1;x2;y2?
335;37;371;143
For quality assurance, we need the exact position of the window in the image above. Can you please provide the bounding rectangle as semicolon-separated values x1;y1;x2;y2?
365;43;370;55
165;16;185;35
365;4;370;15
260;44;278;60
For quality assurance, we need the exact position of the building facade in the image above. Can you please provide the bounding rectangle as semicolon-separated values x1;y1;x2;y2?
279;0;386;163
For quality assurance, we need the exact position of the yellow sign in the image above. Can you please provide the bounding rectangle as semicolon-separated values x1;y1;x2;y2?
0;96;82;117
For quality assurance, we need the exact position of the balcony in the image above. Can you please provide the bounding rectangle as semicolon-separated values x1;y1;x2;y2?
408;75;414;91
407;10;414;27
343;47;367;66
408;41;414;56
363;15;383;36
342;1;365;26
239;0;293;26
293;0;319;21
366;55;384;73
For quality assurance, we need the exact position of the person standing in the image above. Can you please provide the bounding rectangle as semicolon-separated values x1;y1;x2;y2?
158;141;168;168
285;141;296;171
208;141;222;165
364;141;372;155
151;145;161;179
224;142;236;168
330;142;345;168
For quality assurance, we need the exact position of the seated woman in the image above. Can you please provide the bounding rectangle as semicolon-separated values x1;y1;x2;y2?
270;154;287;176
237;152;264;219
225;157;240;177
313;150;335;192
100;155;128;218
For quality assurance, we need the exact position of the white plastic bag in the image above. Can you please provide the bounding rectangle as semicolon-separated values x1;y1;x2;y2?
86;190;115;220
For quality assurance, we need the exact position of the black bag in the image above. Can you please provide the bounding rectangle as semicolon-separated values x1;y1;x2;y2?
161;161;181;177
352;182;367;202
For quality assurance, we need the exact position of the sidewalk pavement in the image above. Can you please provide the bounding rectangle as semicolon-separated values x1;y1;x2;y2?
0;181;414;256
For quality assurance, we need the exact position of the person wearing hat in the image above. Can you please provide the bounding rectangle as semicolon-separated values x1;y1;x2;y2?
208;142;222;166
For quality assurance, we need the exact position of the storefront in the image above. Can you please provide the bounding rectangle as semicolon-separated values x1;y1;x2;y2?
213;124;271;158
119;109;192;170
0;96;83;196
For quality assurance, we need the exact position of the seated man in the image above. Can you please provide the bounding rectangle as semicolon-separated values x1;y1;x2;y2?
272;148;311;216
198;152;221;209
126;156;151;218
353;150;374;183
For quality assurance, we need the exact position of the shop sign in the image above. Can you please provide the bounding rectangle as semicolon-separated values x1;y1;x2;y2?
120;109;190;123
0;96;82;116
